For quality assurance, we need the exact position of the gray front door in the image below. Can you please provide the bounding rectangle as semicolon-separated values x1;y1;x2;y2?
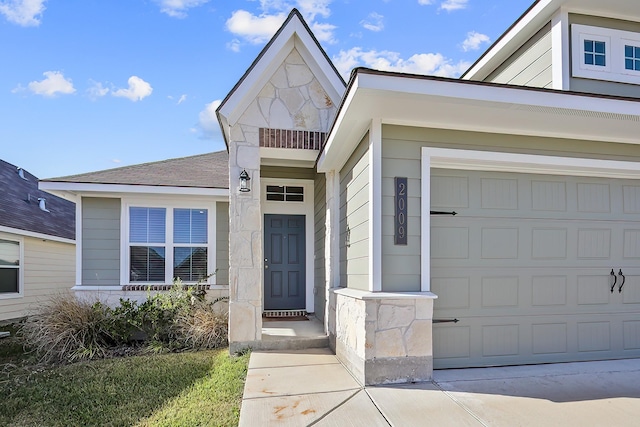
264;214;306;310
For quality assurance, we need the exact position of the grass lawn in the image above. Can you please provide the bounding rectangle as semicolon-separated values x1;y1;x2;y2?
0;330;249;427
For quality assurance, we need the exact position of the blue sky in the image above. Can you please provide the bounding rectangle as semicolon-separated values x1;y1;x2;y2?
1;0;533;178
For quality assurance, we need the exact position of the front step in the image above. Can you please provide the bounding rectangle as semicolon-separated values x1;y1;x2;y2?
260;315;329;351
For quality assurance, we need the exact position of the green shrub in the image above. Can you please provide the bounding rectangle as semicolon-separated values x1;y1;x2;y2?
21;279;229;362
21;294;113;362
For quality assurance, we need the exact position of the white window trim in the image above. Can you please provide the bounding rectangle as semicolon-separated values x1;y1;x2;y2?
262;178;315;313
420;147;640;293
120;197;217;286
0;232;24;300
572;24;640;85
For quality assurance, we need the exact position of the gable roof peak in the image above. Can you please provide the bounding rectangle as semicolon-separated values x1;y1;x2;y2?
216;7;345;147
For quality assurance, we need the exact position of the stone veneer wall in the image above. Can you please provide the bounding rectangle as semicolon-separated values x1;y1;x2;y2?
330;288;436;385
228;48;336;352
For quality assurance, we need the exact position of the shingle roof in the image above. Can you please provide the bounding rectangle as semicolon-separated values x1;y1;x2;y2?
43;151;229;189
0;159;75;240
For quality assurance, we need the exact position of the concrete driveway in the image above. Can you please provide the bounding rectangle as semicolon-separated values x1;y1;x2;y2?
239;349;640;426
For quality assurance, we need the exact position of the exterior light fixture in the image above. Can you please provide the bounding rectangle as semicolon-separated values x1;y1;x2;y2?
239;169;251;192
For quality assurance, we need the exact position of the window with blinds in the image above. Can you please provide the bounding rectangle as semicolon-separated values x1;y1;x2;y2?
128;207;210;284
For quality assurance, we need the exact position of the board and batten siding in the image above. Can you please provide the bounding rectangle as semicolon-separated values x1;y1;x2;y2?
0;237;74;321
485;23;552;88
215;202;229;285
569;14;640;98
81;197;121;286
339;134;370;290
314;171;326;319
381;124;640;291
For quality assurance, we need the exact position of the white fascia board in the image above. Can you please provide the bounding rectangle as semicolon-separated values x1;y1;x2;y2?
219;19;298;127
0;225;75;244
259;147;318;166
317;75;361;173
361;72;640;116
39;181;229;198
463;0;557;80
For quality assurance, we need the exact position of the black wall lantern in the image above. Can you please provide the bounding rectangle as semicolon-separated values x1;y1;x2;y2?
239;169;251;192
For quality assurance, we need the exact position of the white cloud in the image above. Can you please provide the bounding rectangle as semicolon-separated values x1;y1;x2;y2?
440;0;468;11
112;76;153;101
198;99;222;139
296;0;331;20
360;12;383;32
226;10;287;44
226;0;337;47
87;81;109;100
333;48;470;80
418;0;468;11
26;71;75;97
0;0;46;26
461;31;490;52
153;0;208;18
226;38;241;52
177;94;187;104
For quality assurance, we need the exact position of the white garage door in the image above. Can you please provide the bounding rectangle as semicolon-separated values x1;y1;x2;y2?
431;169;640;369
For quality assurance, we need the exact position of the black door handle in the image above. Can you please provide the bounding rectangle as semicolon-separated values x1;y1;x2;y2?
610;269;617;293
619;269;626;293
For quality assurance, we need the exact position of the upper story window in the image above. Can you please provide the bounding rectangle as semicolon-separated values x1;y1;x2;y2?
0;238;21;297
128;207;210;283
584;40;606;67
572;24;640;85
625;45;640;71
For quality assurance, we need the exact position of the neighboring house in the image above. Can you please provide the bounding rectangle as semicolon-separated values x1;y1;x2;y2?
0;159;75;322
39;152;229;306
42;0;640;386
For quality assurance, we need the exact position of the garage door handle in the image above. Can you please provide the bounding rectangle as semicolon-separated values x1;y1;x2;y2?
433;318;459;323
610;269;617;293
619;269;626;293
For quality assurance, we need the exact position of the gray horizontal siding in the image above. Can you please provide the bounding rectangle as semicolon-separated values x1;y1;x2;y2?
339;134;370;291
486;23;552;88
82;197;120;286
261;166;316;180
216;202;229;285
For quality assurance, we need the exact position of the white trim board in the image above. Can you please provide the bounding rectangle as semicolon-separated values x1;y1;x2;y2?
420;147;640;292
0;225;75;245
39;181;229;197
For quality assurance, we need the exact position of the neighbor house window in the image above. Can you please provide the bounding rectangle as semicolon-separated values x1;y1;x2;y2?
128;206;211;283
0;239;20;294
625;45;640;71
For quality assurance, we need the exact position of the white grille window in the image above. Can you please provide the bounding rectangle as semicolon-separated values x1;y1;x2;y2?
266;185;304;202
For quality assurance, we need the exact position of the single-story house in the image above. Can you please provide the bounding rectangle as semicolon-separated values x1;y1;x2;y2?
0;159;75;322
41;0;640;385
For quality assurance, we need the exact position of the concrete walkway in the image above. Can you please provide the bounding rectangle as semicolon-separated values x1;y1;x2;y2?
239;348;640;426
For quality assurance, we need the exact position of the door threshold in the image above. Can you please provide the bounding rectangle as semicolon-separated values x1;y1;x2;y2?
263;310;307;318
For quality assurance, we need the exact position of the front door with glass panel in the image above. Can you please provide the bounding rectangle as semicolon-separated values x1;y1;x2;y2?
264;214;306;310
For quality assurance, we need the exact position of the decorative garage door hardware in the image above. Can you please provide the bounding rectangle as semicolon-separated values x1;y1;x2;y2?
432;318;460;324
610;269;626;293
430;210;458;216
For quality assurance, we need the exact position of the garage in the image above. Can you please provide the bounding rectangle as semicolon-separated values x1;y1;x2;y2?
431;168;640;369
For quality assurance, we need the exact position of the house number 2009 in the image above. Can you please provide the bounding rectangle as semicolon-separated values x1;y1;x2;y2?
395;177;408;245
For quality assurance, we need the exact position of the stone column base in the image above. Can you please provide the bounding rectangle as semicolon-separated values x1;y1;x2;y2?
329;288;437;386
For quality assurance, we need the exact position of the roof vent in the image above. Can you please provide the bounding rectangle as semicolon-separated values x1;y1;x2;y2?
38;198;50;213
17;167;28;180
